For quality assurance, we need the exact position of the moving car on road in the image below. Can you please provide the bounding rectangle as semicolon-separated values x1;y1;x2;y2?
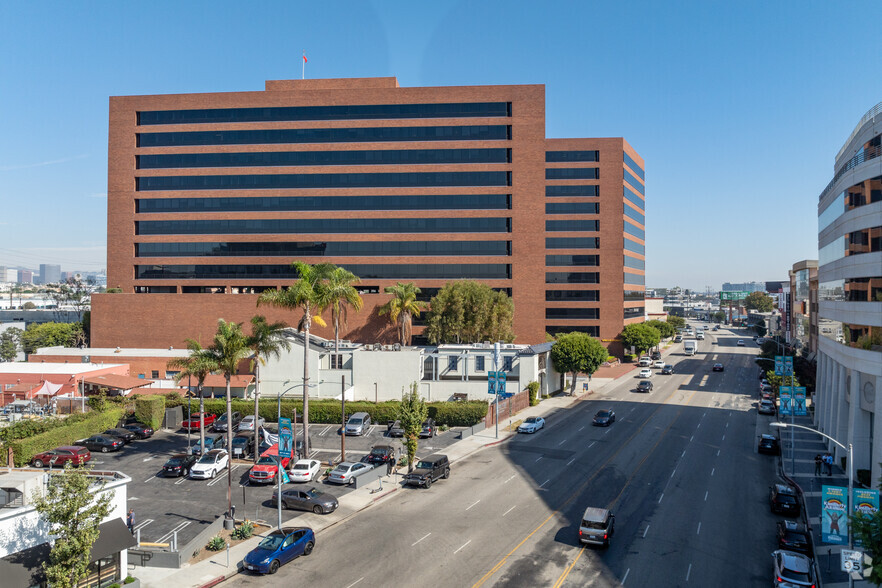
190;449;229;479
737;340;745;346
77;435;124;453
638;356;652;367
712;363;724;372
517;416;545;433
403;454;450;489
592;409;616;426
243;527;315;575
272;487;338;514
578;507;615;547
182;412;216;431
638;368;653;378
289;459;322;483
771;549;815;587
636;380;653;393
31;446;91;468
653;360;665;369
162;453;198;477
650;351;661;360
661;364;675;375
328;461;374;485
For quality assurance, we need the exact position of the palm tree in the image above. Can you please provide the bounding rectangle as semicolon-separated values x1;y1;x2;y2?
207;319;251;521
317;266;364;367
167;340;217;453
247;315;290;465
257;261;334;458
378;282;428;346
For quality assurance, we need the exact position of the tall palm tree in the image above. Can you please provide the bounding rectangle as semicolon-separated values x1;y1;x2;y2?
247;315;290;465
317;266;364;367
257;261;334;458
167;339;217;453
378;282;428;346
207;319;251;521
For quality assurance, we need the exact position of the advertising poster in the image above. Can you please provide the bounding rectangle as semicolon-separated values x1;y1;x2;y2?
784;356;794;376
779;387;792;417
775;356;784;376
793;387;807;416
822;485;849;544
853;488;880;548
279;416;292;459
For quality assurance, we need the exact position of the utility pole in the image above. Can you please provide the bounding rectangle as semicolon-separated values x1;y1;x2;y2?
340;375;346;463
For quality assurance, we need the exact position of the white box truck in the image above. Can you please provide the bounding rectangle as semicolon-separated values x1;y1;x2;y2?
684;340;698;355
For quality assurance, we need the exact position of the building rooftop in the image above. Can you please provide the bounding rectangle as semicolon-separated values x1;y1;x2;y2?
34;346;189;358
0;363;127;375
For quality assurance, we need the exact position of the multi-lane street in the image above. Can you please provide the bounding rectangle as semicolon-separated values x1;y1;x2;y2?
231;325;781;587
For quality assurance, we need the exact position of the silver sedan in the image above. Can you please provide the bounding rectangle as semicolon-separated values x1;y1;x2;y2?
327;461;374;485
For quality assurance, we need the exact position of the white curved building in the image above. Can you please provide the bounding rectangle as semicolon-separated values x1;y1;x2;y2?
815;102;882;484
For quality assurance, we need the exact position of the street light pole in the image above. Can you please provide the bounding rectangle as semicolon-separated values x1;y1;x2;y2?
340;375;346;463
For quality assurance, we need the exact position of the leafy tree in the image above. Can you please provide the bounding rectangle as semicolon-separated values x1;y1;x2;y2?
22;301;37;309
0;327;23;361
317;265;364;365
397;382;428;472
645;319;675;340
49;276;95;322
424;280;515;344
711;310;727;323
258;261;334;457
743;291;774;312
167;340;218;452
378;282;428;346
30;463;111;588
549;332;609;395
247;316;290;464
666;315;686;330
20;321;82;354
851;472;882;586
620;323;661;355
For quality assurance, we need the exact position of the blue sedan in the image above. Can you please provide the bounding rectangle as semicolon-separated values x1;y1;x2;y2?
243;527;315;574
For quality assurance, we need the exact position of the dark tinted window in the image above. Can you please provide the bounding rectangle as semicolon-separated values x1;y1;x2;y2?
136;171;511;191
623;185;644;210
546;220;599;232
624;204;645;225
545;272;599;284
136;263;511;280
624;220;645;240
623;151;644;180
623;290;645;301
624;237;645;255
545;237;599;249
136;240;511;258
545;151;599;162
545;290;599;301
136;217;511;235
546;325;599;337
546;203;599;215
138;102;511;125
546;185;599;197
624;255;645;270
546;168;600;180
624;170;644;195
624;272;645;285
623;306;644;318
546;255;599;266
545;308;599;319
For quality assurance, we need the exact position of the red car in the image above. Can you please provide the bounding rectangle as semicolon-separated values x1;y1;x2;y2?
182;412;217;431
31;446;91;468
249;444;291;484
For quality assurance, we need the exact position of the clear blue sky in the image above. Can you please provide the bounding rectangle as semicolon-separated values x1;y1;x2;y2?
1;1;879;290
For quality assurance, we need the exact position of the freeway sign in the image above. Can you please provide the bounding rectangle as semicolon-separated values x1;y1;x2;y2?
720;291;749;301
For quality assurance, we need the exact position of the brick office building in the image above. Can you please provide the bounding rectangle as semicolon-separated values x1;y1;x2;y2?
92;77;645;352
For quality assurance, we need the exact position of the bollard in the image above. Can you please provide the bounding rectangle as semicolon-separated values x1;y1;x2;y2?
136;528;140;546
172;530;177;552
226;543;230;567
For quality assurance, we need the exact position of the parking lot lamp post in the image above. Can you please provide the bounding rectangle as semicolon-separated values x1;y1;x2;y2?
341;375;346;463
187;375;192;451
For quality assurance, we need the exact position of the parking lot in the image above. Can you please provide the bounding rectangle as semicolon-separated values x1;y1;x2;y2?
94;421;465;549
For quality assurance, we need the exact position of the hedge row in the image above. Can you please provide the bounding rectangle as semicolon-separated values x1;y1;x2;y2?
0;411;93;444
135;396;165;430
186;399;489;428
5;408;125;467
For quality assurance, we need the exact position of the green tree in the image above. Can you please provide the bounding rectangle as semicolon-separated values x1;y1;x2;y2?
424;280;515;344
645;319;675;340
666;315;686;330
397;382;428;472
258;261;333;457
20;321;82;354
378;282;428;346
711;310;727;323
30;463;111;588
247;315;291;464
549;332;609;395
620;323;661;355
317;266;364;364
22;301;37;309
851;473;882;586
167;340;218;452
50;276;95;322
743;291;774;312
0;327;23;361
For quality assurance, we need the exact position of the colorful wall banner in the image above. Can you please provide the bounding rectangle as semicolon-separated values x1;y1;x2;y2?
775;356;784;376
279;416;292;459
822;485;849;544
779;387;792;417
793;387;807;416
853;488;880;548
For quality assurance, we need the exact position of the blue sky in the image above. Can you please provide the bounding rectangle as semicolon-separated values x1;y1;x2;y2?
0;1;879;290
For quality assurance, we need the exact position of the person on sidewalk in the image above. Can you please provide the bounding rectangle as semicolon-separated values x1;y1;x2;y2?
825;453;833;476
127;508;135;534
814;454;822;476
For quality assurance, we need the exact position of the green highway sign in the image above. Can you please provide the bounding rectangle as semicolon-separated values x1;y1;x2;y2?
720;291;750;301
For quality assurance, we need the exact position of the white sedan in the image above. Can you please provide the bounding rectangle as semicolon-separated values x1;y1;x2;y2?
517;416;546;434
638;368;653;378
189;449;229;479
288;459;322;483
653;360;665;369
238;415;266;431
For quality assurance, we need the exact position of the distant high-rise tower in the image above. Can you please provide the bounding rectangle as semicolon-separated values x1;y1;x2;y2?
39;264;61;285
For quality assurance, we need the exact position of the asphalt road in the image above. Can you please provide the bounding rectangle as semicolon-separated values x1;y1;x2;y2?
228;324;783;587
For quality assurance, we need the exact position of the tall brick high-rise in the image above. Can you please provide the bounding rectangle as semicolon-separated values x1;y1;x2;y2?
93;77;645;351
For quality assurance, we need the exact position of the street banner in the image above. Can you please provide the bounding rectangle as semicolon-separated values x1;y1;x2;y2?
793;387;807;416
784;356;794;376
775;356;784;376
822;485;849;544
279;416;292;459
779;387;792;417
853;488;880;548
487;371;497;395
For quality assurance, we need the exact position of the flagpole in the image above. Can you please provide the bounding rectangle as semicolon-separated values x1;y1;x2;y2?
302;52;305;79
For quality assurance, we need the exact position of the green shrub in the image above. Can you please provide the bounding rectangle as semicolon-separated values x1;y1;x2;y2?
163;392;184;408
526;381;540;406
123;577;136;585
6;408;125;466
206;535;226;551
135;396;165;430
427;401;488;426
232;521;254;540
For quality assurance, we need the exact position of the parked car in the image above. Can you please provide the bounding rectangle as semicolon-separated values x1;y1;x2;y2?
770;483;801;517
182;412;216;431
637;356;652;367
77;435;124;453
673;335;683;343
31;446;91;468
578;507;615;547
191;434;225;456
249;444;291;484
419;418;437;438
387;420;404;437
636;380;653;393
712;363;724;372
123;423;154;439
103;428;136;444
759;400;777;415
776;521;813;557
328;461;375;485
772;549;815;587
272;487;338;514
758;434;780;455
403;454;450;489
238;415;266;432
638;368;653;378
162;453;198;477
661;364;674;375
344;412;372;436
213;411;242;432
231;433;257;459
653;360;665;369
190;449;229;479
243;527;315;575
517;416;545;434
288;459;322;483
362;446;396;471
592;409;616;426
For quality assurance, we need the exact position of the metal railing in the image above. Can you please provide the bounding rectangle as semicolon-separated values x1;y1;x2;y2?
819;142;882;204
836;101;882;163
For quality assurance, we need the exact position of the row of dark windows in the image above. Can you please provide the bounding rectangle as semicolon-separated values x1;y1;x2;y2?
546;220;599;232
546;237;599;250
546;255;599;267
546;272;599;284
137;125;511;147
546;202;599;215
624;169;645;195
624;220;645;240
137;102;512;125
545;151;599;163
545;290;600;301
137;148;511;169
624;272;645;285
623;306;645;319
136;171;511;191
819;277;882;302
136;217;512;235
135;240;512;258
546;168;600;180
623;185;644;211
624;237;645;255
623;290;645;301
135;263;512;280
546;325;600;337
623;151;645;180
624;255;645;270
623;203;645;225
136;193;511;213
546;308;600;319
546;185;599;197
848;226;882;254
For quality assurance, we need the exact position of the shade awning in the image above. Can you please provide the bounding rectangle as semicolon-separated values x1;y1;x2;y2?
90;518;137;561
83;374;153;391
0;540;50;587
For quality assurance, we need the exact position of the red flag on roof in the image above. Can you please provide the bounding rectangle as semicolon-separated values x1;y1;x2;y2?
303;54;307;63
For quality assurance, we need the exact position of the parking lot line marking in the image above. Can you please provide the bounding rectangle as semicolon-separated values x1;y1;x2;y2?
344;577;364;588
658;493;664;504
697;522;701;535
411;533;431;547
504;474;516;484
466;500;480;511
175;477;186;485
622;568;630;584
142;457;154;462
319;426;331;436
578;426;585;431
686;563;692;582
454;539;472;554
502;506;516;517
558;439;566;446
144;476;156;483
133;519;153;531
642;525;650;538
157;521;190;544
129;497;139;501
566;458;576;466
368;425;377;436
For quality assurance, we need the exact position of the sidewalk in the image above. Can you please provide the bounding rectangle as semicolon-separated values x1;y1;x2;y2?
780;413;867;587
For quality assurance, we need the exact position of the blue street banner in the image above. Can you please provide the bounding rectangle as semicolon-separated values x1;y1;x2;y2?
793;387;807;416
822;485;849;544
279;416;292;459
853;488;880;548
784;356;793;376
779;387;792;417
775;356;784;376
496;370;506;396
488;371;497;395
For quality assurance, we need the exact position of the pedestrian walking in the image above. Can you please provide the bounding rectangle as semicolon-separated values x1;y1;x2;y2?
825;453;833;476
814;454;822;476
127;508;135;534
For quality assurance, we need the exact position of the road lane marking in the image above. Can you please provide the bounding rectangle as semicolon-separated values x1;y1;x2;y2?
558;439;566;446
535;456;543;463
142;457;154;462
622;568;630;584
566;458;576;466
504;474;516;484
711;468;715;476
411;533;431;546
578;426;585;431
690;435;694;442
552;545;586;588
686;563;692;582
642;525;650;538
345;578;364;588
658;493;664;504
697;522;701;535
704;491;708;501
681;450;686;458
670;468;676;478
588;442;596;448
540;479;551;488
454;540;472;554
716;449;720;456
466;500;480;511
722;434;725;441
502;506;516;517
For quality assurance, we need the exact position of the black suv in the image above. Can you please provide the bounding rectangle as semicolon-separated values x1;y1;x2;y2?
363;445;397;472
776;520;813;557
650;351;661;360
419;419;437;438
758;434;780;455
769;483;801;517
403;454;450;488
636;380;653;393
